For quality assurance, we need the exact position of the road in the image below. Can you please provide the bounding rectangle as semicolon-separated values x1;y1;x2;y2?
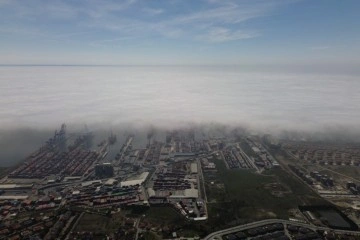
65;212;84;240
197;156;209;219
219;150;230;169
198;157;208;203
236;143;260;173
263;145;322;200
203;218;360;240
279;147;360;201
134;217;141;240
315;164;360;183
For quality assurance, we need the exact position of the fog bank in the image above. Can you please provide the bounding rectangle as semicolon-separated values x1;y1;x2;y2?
1;66;359;132
1;65;360;166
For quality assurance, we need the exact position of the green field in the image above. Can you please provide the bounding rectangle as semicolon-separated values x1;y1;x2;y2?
264;168;327;205
75;213;110;233
142;206;208;238
143;206;183;225
0;167;8;178
322;165;360;182
140;231;161;240
74;212;124;234
205;155;326;230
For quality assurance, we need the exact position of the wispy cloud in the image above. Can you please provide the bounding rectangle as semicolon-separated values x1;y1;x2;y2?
0;0;137;20
0;0;295;45
89;36;135;47
142;7;164;16
86;0;283;43
171;2;267;25
196;27;259;43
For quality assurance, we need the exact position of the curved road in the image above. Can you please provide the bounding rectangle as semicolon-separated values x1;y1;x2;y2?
203;219;360;240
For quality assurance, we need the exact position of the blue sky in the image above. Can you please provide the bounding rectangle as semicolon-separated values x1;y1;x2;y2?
0;0;359;65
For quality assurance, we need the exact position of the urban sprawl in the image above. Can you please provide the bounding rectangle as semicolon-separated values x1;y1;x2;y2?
1;125;360;240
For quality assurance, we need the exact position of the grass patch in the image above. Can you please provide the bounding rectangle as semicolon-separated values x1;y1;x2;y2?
206;155;326;230
75;213;110;233
263;145;329;205
141;206;209;239
0;167;8;178
264;168;327;205
143;206;183;225
207;157;285;227
74;212;125;234
141;231;161;240
325;166;360;182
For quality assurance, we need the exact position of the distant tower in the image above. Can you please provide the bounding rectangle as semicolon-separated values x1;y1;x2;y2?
108;131;117;145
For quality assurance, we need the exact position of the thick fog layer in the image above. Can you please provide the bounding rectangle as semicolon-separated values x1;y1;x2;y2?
1;66;359;131
1;65;360;166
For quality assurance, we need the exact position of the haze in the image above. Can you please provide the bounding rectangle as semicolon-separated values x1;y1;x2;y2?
0;65;359;133
0;0;360;165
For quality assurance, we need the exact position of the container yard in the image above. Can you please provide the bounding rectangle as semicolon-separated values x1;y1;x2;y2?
8;146;100;179
222;145;253;169
146;159;207;220
7;125;101;179
1;125;360;239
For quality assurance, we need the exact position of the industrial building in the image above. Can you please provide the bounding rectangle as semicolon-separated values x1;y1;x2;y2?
120;172;149;187
95;163;114;178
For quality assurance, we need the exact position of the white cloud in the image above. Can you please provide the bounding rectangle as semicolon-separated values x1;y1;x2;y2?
142;8;164;15
89;36;135;47
196;27;259;43
86;1;275;43
0;0;294;45
0;0;137;20
171;3;265;25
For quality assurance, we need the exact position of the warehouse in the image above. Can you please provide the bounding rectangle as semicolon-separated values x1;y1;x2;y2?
0;184;33;190
120;172;149;187
190;162;198;174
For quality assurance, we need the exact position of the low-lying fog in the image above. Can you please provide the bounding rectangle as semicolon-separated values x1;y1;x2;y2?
1;65;359;166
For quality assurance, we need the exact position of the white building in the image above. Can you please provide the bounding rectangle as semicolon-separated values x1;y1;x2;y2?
120;172;149;187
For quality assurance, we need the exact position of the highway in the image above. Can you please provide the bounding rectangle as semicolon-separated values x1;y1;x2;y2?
65;212;84;240
203;218;360;240
134;217;142;240
197;156;209;219
236;143;260;172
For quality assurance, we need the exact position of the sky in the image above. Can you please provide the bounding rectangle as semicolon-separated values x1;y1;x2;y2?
0;0;359;66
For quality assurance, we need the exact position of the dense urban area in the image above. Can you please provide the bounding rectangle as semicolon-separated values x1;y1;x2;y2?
1;124;360;240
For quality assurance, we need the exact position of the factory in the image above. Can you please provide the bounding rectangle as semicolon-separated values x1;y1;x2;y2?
0;184;33;190
190;162;198;174
120;172;149;187
146;160;206;220
8;126;100;179
94;162;114;178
